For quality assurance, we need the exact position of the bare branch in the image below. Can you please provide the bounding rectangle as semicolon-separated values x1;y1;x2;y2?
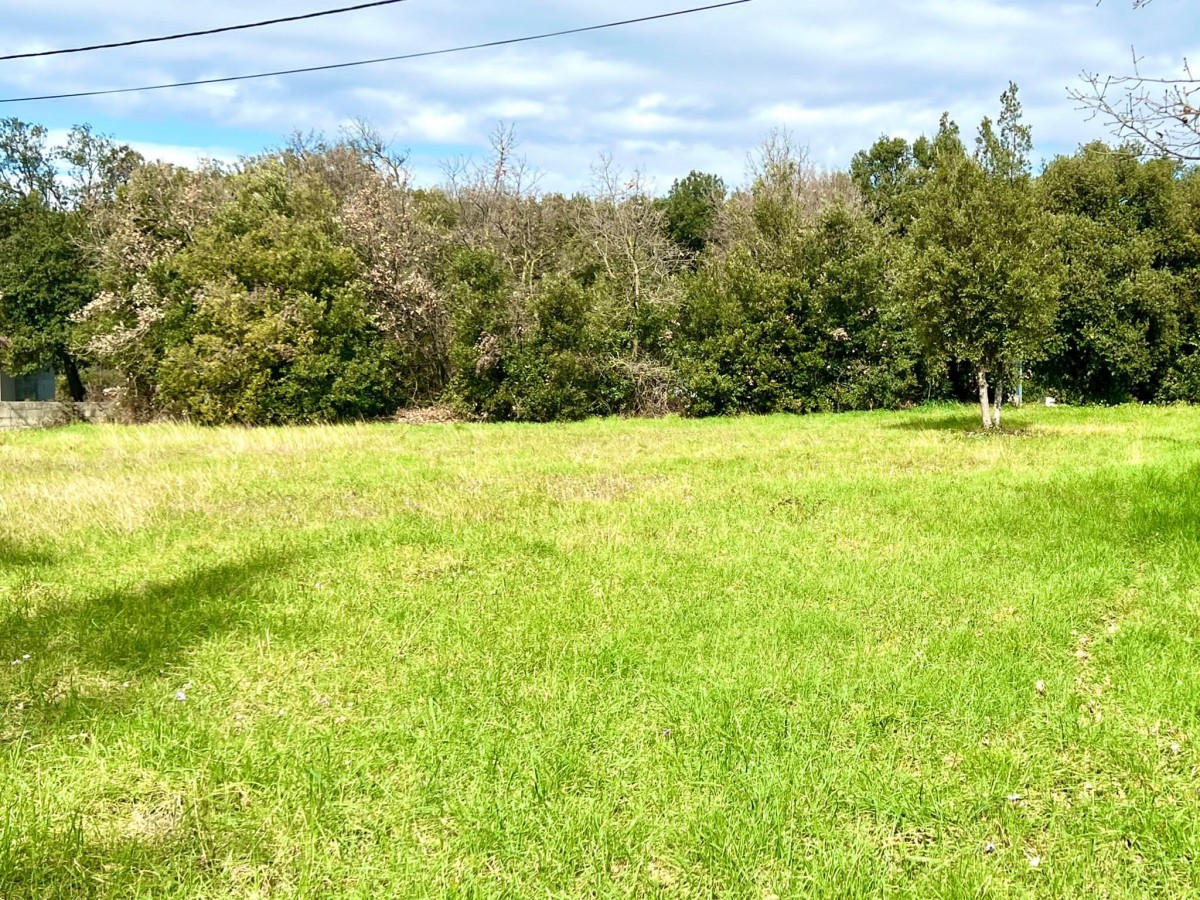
1073;2;1200;160
443;124;561;292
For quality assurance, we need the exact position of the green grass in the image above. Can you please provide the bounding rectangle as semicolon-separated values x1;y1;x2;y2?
1;405;1198;898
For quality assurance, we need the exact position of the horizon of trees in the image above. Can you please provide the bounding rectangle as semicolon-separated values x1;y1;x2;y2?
1;84;1199;428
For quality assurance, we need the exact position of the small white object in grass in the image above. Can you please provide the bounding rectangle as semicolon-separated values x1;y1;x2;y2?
21;654;30;661
1171;743;1182;754
1028;855;1042;868
1045;397;1057;407
175;690;187;702
1008;793;1024;805
1035;680;1046;695
984;842;996;854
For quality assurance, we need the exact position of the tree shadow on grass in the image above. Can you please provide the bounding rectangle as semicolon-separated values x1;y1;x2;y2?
909;461;1200;565
0;551;292;678
886;412;1042;435
886;412;982;433
0;549;306;761
0;520;449;896
0;536;56;569
0;523;435;895
1131;462;1200;546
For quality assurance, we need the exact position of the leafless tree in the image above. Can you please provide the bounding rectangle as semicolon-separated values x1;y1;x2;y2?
577;155;687;359
571;156;689;414
1073;0;1200;161
340;162;451;397
444;125;566;293
343;119;410;189
717;130;860;259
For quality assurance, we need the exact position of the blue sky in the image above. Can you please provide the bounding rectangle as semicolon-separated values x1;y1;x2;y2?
1;0;1196;191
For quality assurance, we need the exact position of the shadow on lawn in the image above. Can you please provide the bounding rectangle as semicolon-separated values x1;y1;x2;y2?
0;536;56;569
887;411;1039;434
0;550;293;677
913;459;1200;558
886;413;981;433
1134;462;1200;545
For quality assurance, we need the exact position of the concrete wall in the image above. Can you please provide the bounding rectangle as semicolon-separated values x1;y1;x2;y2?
0;402;112;431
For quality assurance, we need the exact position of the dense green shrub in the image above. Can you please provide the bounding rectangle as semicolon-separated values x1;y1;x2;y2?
1158;353;1200;404
673;205;921;416
0;197;96;400
5;111;1200;426
155;281;406;425
81;156;416;423
446;251;625;422
1038;145;1196;403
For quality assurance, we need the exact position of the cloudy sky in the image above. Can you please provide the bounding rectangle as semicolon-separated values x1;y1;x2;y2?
0;0;1195;191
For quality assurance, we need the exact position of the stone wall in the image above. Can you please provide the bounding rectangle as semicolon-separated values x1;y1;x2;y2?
0;402;113;431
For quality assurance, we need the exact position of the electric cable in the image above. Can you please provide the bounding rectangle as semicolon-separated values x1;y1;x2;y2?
0;0;417;63
0;1;753;104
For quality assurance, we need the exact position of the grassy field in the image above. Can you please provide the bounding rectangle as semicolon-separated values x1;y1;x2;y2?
1;405;1198;898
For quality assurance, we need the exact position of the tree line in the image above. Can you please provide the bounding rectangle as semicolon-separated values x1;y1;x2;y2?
1;85;1198;428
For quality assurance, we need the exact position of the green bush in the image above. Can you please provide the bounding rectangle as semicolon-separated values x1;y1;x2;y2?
672;206;921;416
445;252;628;422
155;281;406;425
1158;353;1200;404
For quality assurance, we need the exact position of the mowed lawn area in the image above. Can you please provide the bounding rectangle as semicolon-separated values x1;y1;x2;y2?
1;406;1199;898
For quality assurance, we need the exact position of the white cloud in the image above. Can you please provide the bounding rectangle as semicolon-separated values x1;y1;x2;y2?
1;0;1195;190
127;141;242;168
756;101;941;133
405;109;470;143
43;128;240;168
483;99;555;120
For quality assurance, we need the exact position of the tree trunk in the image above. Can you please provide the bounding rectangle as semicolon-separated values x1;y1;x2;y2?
977;369;992;430
60;354;86;402
993;375;1004;429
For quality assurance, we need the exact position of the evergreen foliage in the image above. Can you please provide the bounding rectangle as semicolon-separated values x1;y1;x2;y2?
2;86;1199;423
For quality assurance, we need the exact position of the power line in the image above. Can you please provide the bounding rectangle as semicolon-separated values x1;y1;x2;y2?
0;0;417;63
0;1;753;104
